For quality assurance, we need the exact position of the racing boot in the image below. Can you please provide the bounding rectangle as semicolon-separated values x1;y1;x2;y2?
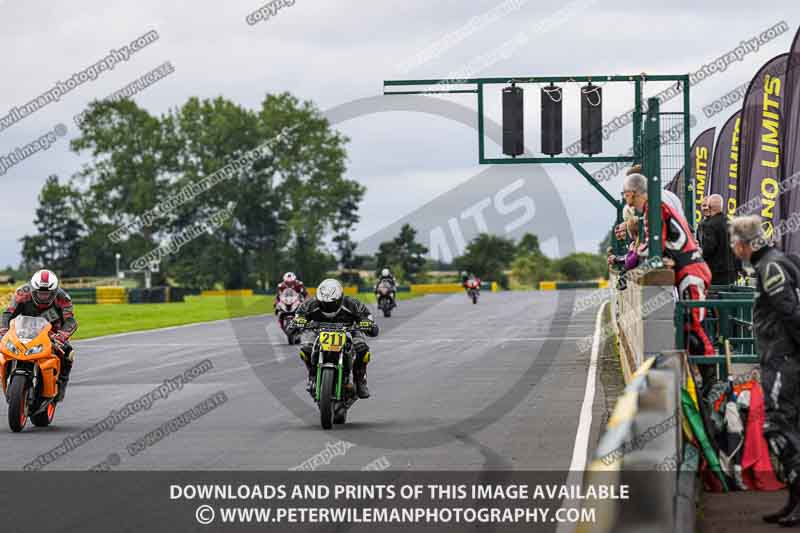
342;371;355;398
55;358;72;403
777;477;800;527
300;351;315;398
763;489;796;523
353;366;370;399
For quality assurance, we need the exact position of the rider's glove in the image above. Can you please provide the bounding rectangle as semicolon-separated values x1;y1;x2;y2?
358;320;378;336
51;331;69;344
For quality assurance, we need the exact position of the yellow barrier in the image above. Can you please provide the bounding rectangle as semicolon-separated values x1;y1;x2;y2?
201;289;254;297
0;286;15;306
305;287;358;297
95;286;127;304
491;282;498;292
598;279;609;289
409;283;464;294
539;281;557;291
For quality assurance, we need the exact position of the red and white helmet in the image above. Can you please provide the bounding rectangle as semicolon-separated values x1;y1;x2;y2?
30;269;59;307
283;272;297;284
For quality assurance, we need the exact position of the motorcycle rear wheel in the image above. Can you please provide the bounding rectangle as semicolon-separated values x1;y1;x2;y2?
333;404;347;424
31;402;56;427
319;368;335;430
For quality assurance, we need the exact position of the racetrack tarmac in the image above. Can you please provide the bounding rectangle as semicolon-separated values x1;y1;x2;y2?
0;290;610;472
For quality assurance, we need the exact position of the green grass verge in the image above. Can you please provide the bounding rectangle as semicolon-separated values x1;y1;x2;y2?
72;292;424;340
72;295;274;340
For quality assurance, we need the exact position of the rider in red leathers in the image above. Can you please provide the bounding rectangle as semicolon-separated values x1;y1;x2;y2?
0;270;77;402
274;272;308;314
622;174;715;379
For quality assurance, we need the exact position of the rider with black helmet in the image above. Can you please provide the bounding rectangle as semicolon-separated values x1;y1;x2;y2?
286;279;378;399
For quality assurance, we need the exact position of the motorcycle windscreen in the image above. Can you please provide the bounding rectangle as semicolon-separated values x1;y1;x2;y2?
281;288;298;302
13;316;50;342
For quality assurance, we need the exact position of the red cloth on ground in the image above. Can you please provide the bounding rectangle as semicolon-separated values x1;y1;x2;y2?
741;382;785;491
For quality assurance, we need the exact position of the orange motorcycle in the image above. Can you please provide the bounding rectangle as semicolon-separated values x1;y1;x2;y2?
0;316;61;432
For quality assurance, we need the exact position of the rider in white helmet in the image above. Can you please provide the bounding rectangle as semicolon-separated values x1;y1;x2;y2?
0;270;78;401
286;279;379;399
374;268;397;305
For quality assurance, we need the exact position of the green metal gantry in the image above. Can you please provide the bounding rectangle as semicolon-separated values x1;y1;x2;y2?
383;74;693;260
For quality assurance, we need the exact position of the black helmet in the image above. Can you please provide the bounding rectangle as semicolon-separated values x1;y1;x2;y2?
316;278;344;317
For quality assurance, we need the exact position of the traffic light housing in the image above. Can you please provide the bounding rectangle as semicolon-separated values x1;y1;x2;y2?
580;83;603;155
541;84;563;155
502;85;524;157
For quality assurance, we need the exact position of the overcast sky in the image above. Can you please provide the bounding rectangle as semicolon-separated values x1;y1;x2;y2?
1;0;798;268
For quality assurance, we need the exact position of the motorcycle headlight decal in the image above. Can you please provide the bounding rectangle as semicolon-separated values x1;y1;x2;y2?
5;340;19;355
25;344;44;356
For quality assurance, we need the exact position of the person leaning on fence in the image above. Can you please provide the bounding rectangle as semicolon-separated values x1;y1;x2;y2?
625;164;686;220
608;205;645;272
620;173;715;373
701;194;737;286
730;215;800;526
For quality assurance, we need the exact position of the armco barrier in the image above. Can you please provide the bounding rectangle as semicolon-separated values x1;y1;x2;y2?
0;286;15;306
128;287;168;304
95;286;126;304
409;283;464;294
578;351;684;533
69;288;97;305
538;279;608;290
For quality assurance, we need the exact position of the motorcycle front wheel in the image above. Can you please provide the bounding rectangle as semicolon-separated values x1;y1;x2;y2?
318;368;335;430
7;375;29;433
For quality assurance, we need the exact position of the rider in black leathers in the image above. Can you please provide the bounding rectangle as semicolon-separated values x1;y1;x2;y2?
286;279;378;399
374;268;397;309
731;216;800;526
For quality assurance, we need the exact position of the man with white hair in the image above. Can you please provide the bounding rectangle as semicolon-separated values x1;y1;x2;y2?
730;215;800;525
700;194;737;286
621;172;715;360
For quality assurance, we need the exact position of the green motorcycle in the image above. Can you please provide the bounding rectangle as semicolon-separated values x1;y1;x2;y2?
308;322;364;430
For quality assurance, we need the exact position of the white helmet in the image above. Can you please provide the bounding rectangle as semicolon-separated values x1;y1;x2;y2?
381;268;390;277
30;269;59;307
316;278;344;317
283;272;297;284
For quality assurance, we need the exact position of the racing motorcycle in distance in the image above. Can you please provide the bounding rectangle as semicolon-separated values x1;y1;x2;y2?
306;321;369;430
465;278;481;304
376;280;396;318
276;287;303;344
0;316;62;432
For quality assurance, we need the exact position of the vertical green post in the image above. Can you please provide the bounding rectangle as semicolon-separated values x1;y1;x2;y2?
643;97;662;260
633;79;642;163
683;78;693;229
613;202;625;256
477;82;485;163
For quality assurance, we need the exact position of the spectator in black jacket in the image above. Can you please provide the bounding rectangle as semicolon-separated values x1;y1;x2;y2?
701;194;737;286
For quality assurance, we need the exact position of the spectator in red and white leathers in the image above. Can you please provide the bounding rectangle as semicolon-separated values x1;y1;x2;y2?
621;173;715;369
274;272;308;313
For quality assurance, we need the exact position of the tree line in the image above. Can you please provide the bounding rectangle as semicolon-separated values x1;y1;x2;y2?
20;93;362;289
15;92;607;289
